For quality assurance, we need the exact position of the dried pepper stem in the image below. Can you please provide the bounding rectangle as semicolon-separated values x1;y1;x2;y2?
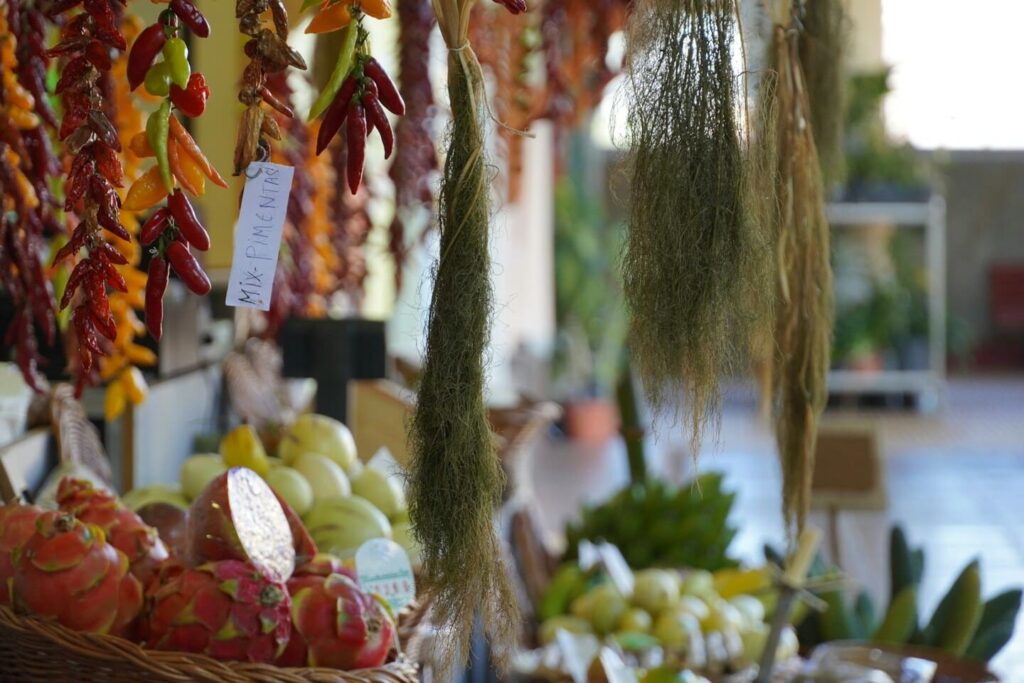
408;0;522;674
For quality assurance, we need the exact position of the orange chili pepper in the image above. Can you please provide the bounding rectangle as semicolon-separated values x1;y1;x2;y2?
7;107;38;130
358;0;392;20
129;131;155;158
168;116;227;188
123;165;172;212
100;357;128;382
169;139;206;197
125;343;158;366
121;367;148;404
305;2;351;33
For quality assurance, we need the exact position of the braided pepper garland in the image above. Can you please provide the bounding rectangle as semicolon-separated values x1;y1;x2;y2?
303;1;403;193
122;1;226;341
45;0;135;396
234;0;307;175
1;5;58;392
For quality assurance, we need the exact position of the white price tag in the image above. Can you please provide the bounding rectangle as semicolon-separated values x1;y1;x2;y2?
598;648;638;683
577;540;600;570
225;162;294;310
354;538;416;613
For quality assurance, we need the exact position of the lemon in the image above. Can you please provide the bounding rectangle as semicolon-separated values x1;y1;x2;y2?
220;424;271;476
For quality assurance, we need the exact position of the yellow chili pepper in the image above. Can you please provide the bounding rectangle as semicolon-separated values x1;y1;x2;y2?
123;165;172;212
121;367;148;404
100;357;128;382
125;343;157;366
305;2;351;33
104;381;127;421
7;107;38;130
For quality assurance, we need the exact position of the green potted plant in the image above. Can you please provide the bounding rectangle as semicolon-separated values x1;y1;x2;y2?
552;177;628;445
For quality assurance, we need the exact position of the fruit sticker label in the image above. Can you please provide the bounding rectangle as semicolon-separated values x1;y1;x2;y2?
355;538;416;613
226;161;294;311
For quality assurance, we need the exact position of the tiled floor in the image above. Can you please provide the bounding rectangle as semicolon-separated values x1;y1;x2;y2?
522;377;1024;681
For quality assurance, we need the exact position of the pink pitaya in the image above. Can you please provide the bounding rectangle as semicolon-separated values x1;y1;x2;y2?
271;490;318;567
145;560;291;663
277;573;396;669
293;553;356;581
0;501;43;606
12;511;143;636
187;468;295;582
57;478;169;585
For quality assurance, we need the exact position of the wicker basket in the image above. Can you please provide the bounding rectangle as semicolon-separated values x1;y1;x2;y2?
0;599;429;682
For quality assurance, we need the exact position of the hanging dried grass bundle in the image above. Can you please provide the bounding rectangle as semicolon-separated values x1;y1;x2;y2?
758;0;834;535
798;0;847;183
407;0;520;675
623;0;769;454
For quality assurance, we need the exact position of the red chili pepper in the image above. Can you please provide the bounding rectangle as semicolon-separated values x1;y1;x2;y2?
61;260;92;309
315;75;357;156
73;306;104;357
96;241;129;266
64;156;95;211
364;58;405;116
85;276;117;340
92;140;124;187
84;39;112;71
83;0;126;50
87;112;121;152
166;241;211;295
167;189;210;251
54;56;95;95
260;85;294;118
45;0;83;18
492;0;526;14
346;100;367;193
59;105;89;141
363;82;394;159
170;0;210;38
98;212;131;242
96;258;128;293
169;73;210;118
127;23;167;91
140;207;172;245
52;224;89;266
146;257;169;340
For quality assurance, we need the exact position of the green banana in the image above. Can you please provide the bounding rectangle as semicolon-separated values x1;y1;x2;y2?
889;526;915;601
539;565;587;621
873;586;918;644
852;591;877;640
965;588;1022;662
821;588;856;642
922;560;983;656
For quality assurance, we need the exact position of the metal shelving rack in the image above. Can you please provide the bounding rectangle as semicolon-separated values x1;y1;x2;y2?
826;196;947;411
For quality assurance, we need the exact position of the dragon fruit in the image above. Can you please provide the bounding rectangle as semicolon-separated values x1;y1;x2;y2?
271;490;318;567
277;573;395;669
57;478;169;585
145;560;292;663
294;553;356;580
187;468;295;582
0;502;43;606
12;511;143;636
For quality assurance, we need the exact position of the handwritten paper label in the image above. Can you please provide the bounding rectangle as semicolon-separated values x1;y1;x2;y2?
225;162;294;310
355;538;416;613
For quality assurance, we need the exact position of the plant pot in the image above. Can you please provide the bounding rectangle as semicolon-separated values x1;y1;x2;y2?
846;351;884;373
563;398;620;447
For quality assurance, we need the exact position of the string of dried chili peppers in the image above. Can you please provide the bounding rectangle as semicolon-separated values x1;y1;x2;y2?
1;5;58;392
234;0;307;175
387;0;437;290
99;15;156;420
45;0;135;396
123;1;226;343
304;2;403;193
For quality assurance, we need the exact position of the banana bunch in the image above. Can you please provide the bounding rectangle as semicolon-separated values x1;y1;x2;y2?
564;474;738;572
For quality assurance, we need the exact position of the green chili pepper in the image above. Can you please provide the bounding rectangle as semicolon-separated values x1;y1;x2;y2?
147;100;173;192
308;19;359;121
144;62;172;97
162;37;191;89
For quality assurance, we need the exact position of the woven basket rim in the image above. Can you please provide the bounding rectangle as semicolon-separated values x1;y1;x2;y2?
0;603;423;682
